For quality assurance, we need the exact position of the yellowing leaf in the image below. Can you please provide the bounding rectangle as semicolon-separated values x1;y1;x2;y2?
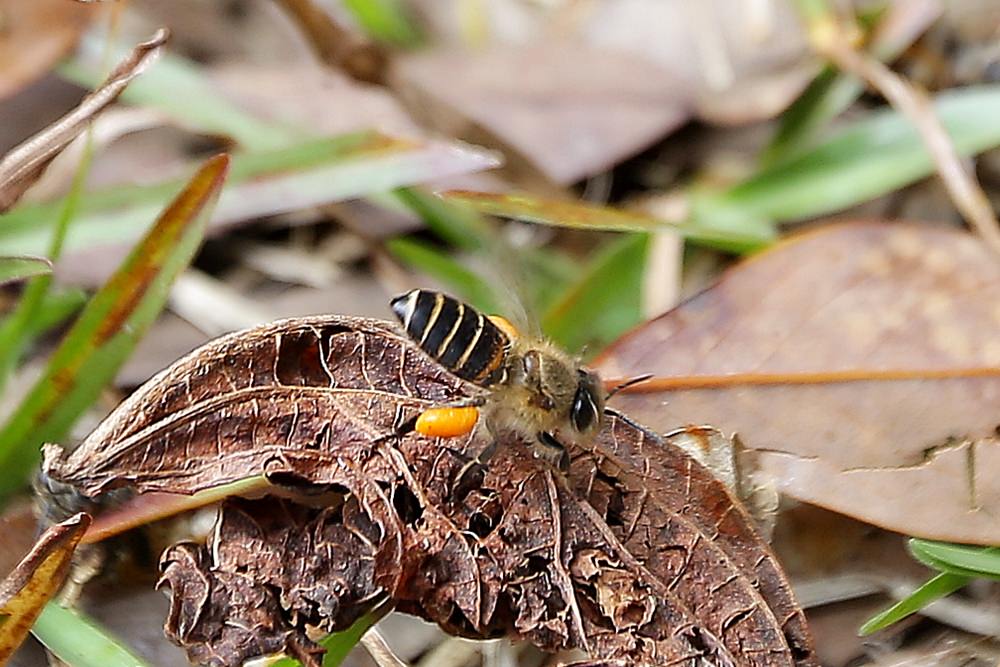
0;513;90;662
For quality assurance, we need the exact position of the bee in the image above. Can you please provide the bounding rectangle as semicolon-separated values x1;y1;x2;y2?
390;289;607;470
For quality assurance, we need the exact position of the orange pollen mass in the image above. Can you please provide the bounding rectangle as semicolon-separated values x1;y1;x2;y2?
415;406;480;438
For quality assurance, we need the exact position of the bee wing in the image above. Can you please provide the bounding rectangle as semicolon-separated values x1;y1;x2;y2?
475;248;540;337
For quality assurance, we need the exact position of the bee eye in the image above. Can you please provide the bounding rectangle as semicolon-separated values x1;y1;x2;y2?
570;385;599;432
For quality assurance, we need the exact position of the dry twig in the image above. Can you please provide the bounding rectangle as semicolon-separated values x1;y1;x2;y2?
801;6;1000;255
271;0;387;84
361;629;410;667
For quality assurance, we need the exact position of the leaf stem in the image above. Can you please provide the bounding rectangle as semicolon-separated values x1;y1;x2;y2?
606;366;1000;393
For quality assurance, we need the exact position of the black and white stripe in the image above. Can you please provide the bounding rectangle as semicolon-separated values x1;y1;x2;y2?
391;289;509;385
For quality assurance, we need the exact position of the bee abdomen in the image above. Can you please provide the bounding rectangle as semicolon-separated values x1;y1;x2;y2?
391;290;509;385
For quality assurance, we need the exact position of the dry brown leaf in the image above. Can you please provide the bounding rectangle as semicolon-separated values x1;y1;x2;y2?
0;513;90;662
406;0;812;127
0;29;169;212
209;62;421;140
391;42;691;186
597;221;1000;544
582;0;945;124
577;0;826;125
117;275;392;388
0;0;94;101
407;0;939;129
42;315;817;666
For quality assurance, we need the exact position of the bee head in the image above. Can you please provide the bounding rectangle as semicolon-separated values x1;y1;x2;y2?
570;369;605;435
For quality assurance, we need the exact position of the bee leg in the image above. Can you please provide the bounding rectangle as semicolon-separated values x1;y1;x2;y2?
535;431;571;473
448;404;516;500
33;469;99;525
372;411;417;445
448;434;502;501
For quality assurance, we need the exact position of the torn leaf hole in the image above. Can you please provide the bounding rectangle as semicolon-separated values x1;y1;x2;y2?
392;484;423;524
605;487;626;527
521;554;550;576
276;330;328;386
468;511;495;538
450;462;486;502
446;603;501;638
265;470;319;488
594;468;620;487
319;324;354;342
680;625;709;654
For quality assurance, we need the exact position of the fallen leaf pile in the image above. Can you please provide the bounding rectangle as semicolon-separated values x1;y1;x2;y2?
41;315;817;666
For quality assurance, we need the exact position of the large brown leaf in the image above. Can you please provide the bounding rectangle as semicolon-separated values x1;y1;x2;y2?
597;221;1000;544
391;42;691;186
43;316;816;666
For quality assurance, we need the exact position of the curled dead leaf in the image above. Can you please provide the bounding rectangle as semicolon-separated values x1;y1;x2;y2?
42;314;816;665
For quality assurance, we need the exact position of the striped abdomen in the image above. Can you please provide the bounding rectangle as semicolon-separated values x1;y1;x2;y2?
391;290;509;385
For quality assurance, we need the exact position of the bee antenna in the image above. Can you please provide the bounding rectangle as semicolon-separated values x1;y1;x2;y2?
605;374;653;399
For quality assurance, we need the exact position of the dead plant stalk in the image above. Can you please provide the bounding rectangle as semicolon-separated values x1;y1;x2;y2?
810;19;1000;256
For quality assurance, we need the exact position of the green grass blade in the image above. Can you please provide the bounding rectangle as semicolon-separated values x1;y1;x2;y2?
386;237;501;314
858;571;969;636
0;256;50;285
721;85;1000;223
907;547;985;579
0;155;229;497
60;49;299;151
271;612;380;667
763;6;898;163
343;0;422;47
909;540;1000;580
762;66;847;164
0;127;94;393
0;134;498;258
0;288;87;375
32;603;151;667
394;188;494;251
441;190;775;253
0;288;88;394
21;289;88;338
541;234;649;355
